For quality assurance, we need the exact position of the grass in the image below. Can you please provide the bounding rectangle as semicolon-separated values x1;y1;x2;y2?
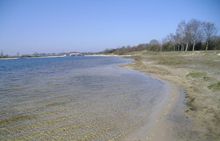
124;50;220;140
46;101;67;107
156;55;188;66
208;82;220;91
186;95;197;111
186;72;207;78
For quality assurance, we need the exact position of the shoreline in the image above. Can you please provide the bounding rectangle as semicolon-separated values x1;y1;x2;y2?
26;55;67;59
120;51;220;141
0;57;18;60
123;82;185;141
0;55;66;60
122;57;188;141
85;54;132;57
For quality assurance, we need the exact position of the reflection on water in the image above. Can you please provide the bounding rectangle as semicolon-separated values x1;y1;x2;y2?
0;56;168;140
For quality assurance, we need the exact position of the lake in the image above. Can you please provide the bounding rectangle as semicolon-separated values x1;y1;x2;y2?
0;56;169;140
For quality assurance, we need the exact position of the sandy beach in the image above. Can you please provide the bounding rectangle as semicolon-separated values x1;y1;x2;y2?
123;50;220;141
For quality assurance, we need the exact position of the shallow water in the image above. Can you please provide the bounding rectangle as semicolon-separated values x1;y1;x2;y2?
0;56;169;140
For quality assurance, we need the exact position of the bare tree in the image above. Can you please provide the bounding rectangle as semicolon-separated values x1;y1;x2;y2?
202;22;217;50
173;33;183;51
149;39;160;45
148;39;161;51
212;36;220;50
183;23;191;51
187;19;203;51
176;21;192;51
163;33;176;51
175;19;205;51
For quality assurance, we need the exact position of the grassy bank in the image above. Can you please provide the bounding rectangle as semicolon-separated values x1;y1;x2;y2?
123;50;220;140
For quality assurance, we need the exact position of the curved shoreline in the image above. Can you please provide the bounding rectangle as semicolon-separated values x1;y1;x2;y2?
121;51;220;141
122;57;190;141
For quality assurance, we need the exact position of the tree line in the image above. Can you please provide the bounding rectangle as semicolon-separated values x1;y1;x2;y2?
102;19;220;55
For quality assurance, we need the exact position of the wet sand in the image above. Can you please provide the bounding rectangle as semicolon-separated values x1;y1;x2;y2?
123;83;177;141
121;70;189;141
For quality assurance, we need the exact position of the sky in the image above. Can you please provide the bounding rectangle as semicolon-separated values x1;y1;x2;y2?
0;0;220;55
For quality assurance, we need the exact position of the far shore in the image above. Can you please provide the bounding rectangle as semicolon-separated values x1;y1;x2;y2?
0;54;132;60
0;55;66;60
0;57;19;60
27;55;66;59
85;54;132;57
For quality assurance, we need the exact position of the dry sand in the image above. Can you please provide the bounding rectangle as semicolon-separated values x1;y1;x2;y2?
123;50;220;141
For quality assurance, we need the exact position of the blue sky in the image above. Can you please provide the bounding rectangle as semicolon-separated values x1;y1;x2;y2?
0;0;220;55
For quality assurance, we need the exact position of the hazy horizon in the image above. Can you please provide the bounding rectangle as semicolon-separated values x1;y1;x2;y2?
1;0;220;55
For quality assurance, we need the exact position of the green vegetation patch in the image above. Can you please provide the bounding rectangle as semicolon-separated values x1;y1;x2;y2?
186;96;197;111
154;55;188;66
0;114;35;126
46;101;67;107
186;71;207;78
203;76;214;81
208;82;220;91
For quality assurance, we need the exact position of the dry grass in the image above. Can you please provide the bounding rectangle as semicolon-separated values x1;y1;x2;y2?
125;50;220;141
208;82;220;91
186;72;207;78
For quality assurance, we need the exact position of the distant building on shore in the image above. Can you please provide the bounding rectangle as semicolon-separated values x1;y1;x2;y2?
68;52;83;56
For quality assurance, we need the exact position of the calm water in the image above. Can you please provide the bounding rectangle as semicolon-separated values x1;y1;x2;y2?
0;56;168;140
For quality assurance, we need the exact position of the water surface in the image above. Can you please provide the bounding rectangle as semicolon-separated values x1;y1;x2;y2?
0;56;168;140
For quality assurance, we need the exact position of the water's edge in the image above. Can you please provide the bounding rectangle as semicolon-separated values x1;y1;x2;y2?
0;56;188;141
122;56;190;141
